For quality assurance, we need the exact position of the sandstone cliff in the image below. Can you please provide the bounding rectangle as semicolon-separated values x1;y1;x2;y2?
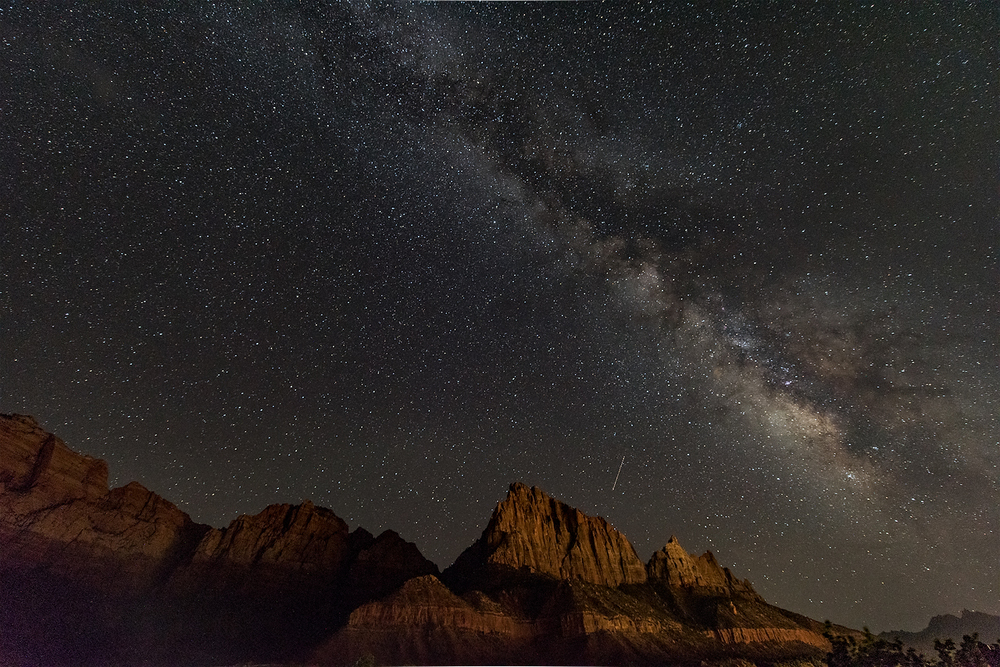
0;415;206;593
0;414;108;504
647;535;757;597
0;413;836;667
318;481;831;665
316;567;830;666
0;414;436;666
447;482;648;589
166;500;352;596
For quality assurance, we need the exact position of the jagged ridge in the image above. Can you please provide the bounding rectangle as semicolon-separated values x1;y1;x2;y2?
0;414;843;666
0;414;437;665
317;482;834;665
446;481;648;589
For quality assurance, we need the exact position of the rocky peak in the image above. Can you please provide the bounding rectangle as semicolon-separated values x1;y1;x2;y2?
0;413;107;505
0;414;436;600
165;499;355;597
193;499;350;567
447;482;647;588
647;535;758;598
343;529;440;607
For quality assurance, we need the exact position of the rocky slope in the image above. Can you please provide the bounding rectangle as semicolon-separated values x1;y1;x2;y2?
1;414;843;666
0;414;436;666
314;482;834;665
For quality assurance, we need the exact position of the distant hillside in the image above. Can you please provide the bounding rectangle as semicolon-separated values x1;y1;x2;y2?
881;610;1000;654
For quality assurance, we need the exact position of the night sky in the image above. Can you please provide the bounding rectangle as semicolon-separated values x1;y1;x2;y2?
2;2;997;633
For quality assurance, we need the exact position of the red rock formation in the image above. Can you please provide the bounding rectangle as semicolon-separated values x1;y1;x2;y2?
317;575;533;666
0;414;108;506
320;482;832;666
314;575;679;665
343;575;526;635
0;413;434;597
315;571;829;666
647;535;759;598
447;482;648;588
344;529;440;604
166;500;352;596
0;415;203;592
0;414;437;665
708;627;830;648
0;414;839;666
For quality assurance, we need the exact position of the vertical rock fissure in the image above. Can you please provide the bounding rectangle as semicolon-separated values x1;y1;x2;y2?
19;434;56;491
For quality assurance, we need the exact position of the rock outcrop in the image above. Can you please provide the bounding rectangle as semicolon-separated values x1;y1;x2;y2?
0;415;205;593
317;565;831;666
344;574;525;634
0;414;436;666
343;528;441;606
647;535;760;598
447;482;648;589
166;500;352;597
0;414;108;505
1;413;841;666
320;481;832;665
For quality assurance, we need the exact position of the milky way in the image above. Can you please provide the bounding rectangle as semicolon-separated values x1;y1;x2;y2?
2;2;997;631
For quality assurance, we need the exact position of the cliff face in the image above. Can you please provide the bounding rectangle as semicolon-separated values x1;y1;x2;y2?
324;481;831;666
647;535;760;599
0;415;205;593
317;568;830;666
447;482;648;589
0;414;108;505
166;500;352;597
0;414;436;666
1;413;836;667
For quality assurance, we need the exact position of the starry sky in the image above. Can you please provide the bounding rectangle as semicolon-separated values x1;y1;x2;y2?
2;2;997;633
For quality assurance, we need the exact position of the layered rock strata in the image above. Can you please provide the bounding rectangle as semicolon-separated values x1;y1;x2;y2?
0;414;436;666
318;483;832;665
447;481;648;589
1;414;842;667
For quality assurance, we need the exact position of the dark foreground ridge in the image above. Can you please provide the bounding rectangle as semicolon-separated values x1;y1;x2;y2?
0;413;848;666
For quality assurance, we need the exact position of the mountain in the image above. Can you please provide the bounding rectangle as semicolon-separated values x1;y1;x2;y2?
314;481;837;665
445;481;649;589
882;610;1000;655
0;414;849;665
0;414;436;665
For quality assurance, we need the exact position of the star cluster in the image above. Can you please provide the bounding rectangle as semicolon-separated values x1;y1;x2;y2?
2;2;997;632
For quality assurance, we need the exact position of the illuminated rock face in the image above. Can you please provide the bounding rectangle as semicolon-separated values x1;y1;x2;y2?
0;414;108;504
0;414;435;595
646;534;760;598
0;414;200;592
448;482;648;589
0;413;839;666
0;413;437;665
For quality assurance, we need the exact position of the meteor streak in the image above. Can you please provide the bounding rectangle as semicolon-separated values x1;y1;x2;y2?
611;454;626;491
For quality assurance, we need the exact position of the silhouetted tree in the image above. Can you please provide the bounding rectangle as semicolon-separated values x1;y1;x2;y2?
936;638;957;667
823;625;1000;667
955;634;989;667
824;624;929;667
